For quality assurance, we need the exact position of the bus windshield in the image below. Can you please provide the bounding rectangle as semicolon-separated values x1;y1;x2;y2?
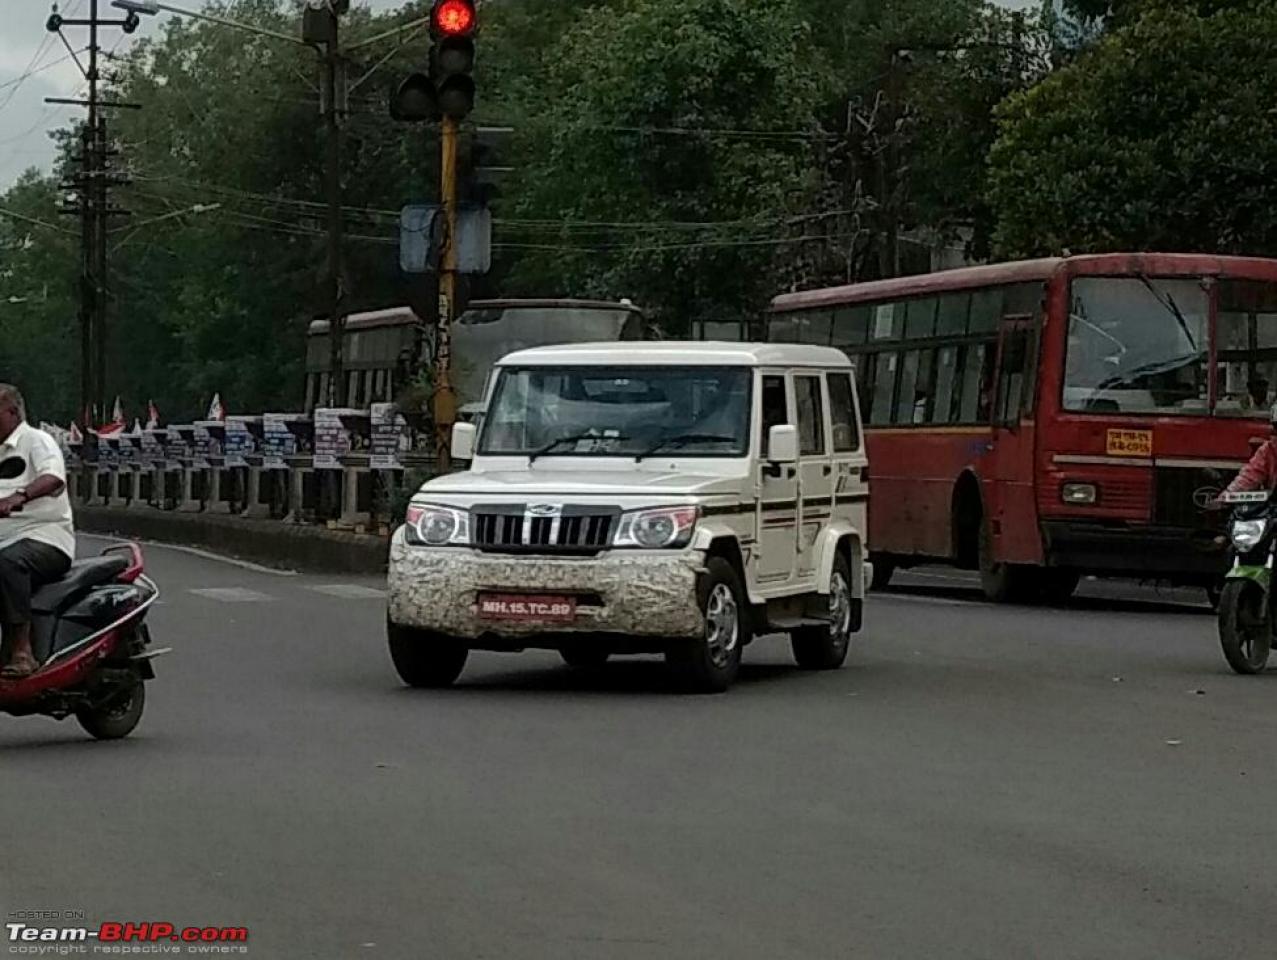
1065;277;1277;417
479;366;751;458
453;306;640;406
1064;278;1210;415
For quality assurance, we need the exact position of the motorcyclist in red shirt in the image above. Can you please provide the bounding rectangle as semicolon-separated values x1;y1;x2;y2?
1225;402;1277;494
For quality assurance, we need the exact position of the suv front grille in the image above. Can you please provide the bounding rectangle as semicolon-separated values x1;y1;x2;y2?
472;505;618;554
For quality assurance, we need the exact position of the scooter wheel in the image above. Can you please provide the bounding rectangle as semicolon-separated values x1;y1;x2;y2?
1218;580;1272;675
76;680;145;740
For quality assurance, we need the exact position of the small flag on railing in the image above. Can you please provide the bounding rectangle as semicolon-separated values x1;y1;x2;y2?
145;400;160;429
206;393;225;421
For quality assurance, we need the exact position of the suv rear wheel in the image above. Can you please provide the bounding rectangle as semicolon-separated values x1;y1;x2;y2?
792;554;854;670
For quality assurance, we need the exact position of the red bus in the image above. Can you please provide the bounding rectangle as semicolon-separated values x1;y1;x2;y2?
769;254;1277;602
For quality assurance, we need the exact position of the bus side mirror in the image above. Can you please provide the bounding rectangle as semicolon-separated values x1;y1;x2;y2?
451;422;476;462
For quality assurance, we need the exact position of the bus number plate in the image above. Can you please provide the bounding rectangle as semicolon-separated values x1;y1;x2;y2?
1105;429;1152;457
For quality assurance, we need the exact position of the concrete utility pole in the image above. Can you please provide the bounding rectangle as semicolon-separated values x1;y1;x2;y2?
321;24;347;408
47;0;141;423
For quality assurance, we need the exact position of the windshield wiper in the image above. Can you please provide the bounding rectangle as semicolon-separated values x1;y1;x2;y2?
1094;352;1202;392
635;433;736;462
528;431;628;463
1137;272;1198;351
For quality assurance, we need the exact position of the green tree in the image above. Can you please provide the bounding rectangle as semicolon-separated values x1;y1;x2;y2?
988;3;1277;258
0;172;79;422
503;0;825;333
784;0;1051;284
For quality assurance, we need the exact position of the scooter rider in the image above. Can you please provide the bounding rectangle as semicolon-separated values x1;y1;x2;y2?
0;385;74;679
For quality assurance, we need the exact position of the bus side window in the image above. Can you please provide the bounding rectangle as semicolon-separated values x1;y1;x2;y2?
995;322;1035;426
958;344;994;423
871;352;898;425
761;374;788;457
933;346;959;423
896;349;936;424
855;354;876;421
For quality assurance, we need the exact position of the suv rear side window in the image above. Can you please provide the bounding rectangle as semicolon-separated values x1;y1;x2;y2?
827;372;860;452
761;374;788;457
795;375;826;456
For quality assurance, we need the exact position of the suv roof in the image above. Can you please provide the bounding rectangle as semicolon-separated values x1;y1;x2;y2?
497;341;853;368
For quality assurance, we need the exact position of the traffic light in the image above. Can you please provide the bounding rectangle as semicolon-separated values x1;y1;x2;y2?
391;73;437;123
430;0;476;120
462;126;514;204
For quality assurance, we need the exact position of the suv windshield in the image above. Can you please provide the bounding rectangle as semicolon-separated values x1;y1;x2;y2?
479;366;752;458
1064;277;1209;415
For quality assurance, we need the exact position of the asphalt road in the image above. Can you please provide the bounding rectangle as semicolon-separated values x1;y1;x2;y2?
1;538;1272;960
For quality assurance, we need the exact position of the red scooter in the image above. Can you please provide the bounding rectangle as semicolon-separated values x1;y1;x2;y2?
0;540;163;740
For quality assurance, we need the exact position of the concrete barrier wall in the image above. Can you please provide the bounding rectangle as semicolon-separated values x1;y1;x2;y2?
78;506;391;575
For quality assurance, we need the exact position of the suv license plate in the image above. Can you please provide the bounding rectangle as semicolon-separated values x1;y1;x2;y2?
478;594;576;622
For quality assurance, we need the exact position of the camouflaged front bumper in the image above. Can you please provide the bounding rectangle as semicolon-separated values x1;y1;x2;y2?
387;539;706;640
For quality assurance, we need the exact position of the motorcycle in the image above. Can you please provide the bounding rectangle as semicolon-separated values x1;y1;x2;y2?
0;459;164;739
1217;488;1276;674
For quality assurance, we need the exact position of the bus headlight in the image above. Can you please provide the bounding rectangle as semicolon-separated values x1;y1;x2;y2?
1231;519;1268;552
1061;483;1098;505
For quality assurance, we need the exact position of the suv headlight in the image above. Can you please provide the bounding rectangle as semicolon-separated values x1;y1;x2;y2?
613;506;698;549
405;504;470;546
1231;519;1268;551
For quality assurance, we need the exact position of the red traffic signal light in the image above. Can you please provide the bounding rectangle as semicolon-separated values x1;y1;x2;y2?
431;0;475;38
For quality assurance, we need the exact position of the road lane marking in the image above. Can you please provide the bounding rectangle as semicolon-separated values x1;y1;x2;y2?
80;534;298;576
189;587;274;603
306;584;387;600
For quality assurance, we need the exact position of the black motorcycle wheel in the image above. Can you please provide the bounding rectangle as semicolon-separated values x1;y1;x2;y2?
76;679;145;740
1218;579;1272;675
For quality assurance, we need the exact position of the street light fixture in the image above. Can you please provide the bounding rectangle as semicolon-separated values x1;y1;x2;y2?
110;0;308;46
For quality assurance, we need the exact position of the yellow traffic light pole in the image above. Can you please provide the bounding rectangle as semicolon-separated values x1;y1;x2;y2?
433;114;460;472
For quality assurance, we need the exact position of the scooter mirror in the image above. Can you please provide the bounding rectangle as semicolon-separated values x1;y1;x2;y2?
0;457;25;480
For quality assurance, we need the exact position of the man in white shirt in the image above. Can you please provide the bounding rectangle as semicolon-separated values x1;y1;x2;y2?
0;385;74;678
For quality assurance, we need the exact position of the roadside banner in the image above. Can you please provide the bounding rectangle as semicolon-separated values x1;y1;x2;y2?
261;414;296;469
313;408;350;470
370;402;408;470
224;418;254;468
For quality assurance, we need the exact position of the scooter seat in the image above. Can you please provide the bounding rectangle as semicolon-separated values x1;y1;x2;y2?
32;555;129;614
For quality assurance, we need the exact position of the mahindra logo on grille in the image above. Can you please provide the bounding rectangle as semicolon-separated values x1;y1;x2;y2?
1192;486;1221;510
527;504;561;517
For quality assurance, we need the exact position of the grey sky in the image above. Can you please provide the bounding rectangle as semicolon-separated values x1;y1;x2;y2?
0;0;1040;191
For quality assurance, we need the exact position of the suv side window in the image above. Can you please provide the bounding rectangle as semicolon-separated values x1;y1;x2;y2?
761;374;788;457
827;371;860;452
795;375;826;456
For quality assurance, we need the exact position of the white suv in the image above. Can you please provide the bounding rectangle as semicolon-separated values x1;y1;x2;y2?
386;341;870;692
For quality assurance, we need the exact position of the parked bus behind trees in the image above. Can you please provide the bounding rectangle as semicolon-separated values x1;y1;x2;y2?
304;298;647;413
768;254;1277;603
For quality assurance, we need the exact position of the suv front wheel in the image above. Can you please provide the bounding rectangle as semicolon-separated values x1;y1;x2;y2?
667;557;749;693
387;620;468;688
792;553;854;670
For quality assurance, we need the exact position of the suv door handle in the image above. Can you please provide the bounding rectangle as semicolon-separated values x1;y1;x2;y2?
822;465;833;477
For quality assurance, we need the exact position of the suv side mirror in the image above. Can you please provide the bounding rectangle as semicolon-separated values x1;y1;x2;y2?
767;424;798;466
451;422;476;462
